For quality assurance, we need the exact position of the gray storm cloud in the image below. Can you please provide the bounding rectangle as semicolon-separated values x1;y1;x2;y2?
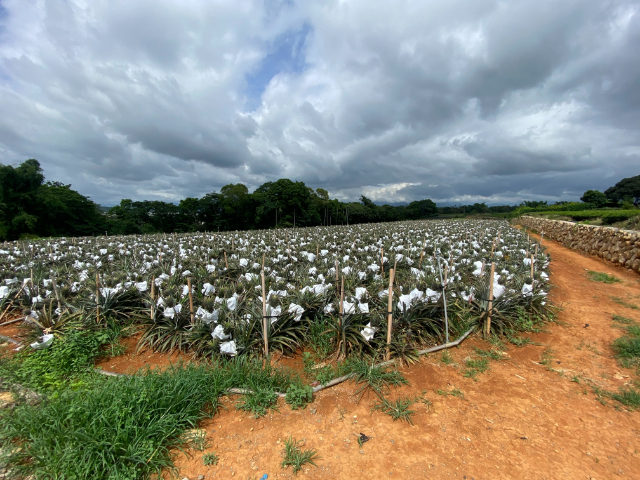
0;0;638;206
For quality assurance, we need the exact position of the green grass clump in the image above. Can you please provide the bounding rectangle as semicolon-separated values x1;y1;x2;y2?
436;387;464;398
611;297;639;310
0;329;109;392
610;386;640;409
473;347;505;361
281;436;320;475
0;364;223;480
203;452;219;466
346;358;408;400
613;314;635;325
236;386;279;418
286;384;313;410
372;396;416;425
612;323;640;370
587;271;621;284
463;357;489;379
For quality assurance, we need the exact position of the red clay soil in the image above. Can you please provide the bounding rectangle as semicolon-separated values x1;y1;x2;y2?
2;231;640;479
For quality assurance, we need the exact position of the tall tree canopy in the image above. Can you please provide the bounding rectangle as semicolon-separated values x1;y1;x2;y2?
605;175;640;206
0;159;103;240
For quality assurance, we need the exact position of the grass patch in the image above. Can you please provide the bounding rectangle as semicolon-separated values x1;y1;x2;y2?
436;387;464;399
203;452;219;466
0;349;304;479
610;386;640;409
281;436;320;475
372;396;416;425
587;271;621;284
612;297;639;310
613;314;635;325
0;364;223;480
236;386;279;418
508;335;534;347
440;350;454;365
463;357;490;379
286;384;313;410
473;347;505;361
0;329;109;392
612;323;640;370
346;358;408;400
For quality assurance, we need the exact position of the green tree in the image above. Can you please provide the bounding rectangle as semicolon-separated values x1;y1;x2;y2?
580;190;608;208
605;175;640;207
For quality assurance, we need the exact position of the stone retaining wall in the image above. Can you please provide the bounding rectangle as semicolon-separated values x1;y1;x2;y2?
513;216;640;274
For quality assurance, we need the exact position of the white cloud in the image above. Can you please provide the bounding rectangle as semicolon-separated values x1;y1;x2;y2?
0;0;638;206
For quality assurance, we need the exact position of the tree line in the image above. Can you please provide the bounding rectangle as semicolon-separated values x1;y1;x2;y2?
2;159;637;240
0;159;438;240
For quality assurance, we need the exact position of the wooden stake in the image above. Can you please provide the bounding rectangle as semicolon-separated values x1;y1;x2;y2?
187;277;194;325
485;262;495;336
50;278;62;313
419;249;425;269
224;251;228;269
335;260;339;285
386;268;395;360
150;276;155;320
381;248;384;276
261;269;268;356
96;273;100;325
262;252;266;270
530;254;534;281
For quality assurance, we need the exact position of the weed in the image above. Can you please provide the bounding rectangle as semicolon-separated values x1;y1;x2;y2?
0;364;225;480
372;396;416;425
183;429;210;451
0;329;108;392
508;335;534;347
612;322;640;370
203;452;219;466
440;350;454;365
540;348;554;370
436;387;464;399
612;314;635;325
337;407;347;421
286;384;313;410
610;387;640;409
473;347;504;361
236;387;279;418
571;376;581;384
463;358;490;379
346;358;408;401
587;271;621;284
611;297;639;310
281;436;320;475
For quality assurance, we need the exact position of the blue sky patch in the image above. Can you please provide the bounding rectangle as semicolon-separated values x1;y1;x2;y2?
244;23;311;111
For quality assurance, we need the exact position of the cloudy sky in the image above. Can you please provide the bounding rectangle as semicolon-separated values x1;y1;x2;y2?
0;0;638;206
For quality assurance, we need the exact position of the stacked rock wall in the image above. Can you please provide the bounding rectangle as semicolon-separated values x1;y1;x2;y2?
514;216;640;274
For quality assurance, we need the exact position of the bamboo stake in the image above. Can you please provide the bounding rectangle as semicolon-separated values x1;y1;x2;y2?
261;269;268;356
381;248;384;276
335;260;339;285
150;276;155;320
419;249;425;269
187;277;194;325
386;268;395;360
96;273;101;325
50;278;62;313
485;262;495;336
224;251;228;269
262;252;266;270
530;254;534;282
